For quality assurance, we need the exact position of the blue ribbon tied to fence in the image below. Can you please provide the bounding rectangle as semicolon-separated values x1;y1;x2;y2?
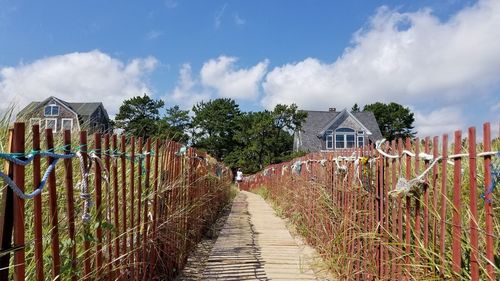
481;152;500;203
0;150;75;200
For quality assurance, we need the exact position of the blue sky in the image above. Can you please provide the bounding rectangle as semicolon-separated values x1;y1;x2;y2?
0;0;499;136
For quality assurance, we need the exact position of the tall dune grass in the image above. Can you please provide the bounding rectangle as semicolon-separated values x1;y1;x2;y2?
0;106;233;280
251;137;499;280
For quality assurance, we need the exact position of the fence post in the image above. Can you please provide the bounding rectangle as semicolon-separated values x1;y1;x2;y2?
451;131;462;280
0;129;13;280
483;123;495;281
46;128;61;280
80;131;91;281
63;129;77;281
33;125;44;281
468;127;479;281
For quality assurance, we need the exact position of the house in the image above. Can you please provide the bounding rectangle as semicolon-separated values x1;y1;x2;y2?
16;96;111;133
294;108;383;152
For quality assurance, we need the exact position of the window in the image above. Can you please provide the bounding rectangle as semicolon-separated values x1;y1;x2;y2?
326;130;334;149
29;118;41;128
326;128;366;150
44;104;59;116
45;118;57;131
61;118;73;131
357;132;364;148
334;128;355;149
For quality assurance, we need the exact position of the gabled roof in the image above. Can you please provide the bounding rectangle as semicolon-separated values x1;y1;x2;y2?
319;108;372;135
296;109;383;151
17;96;106;119
68;102;104;116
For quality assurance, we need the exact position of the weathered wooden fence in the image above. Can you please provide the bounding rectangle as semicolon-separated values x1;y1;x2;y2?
0;122;232;280
241;122;499;280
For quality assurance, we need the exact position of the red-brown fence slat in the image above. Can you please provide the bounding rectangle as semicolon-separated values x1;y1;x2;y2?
451;130;462;280
414;137;421;267
432;136;439;263
468;127;479;281
10;123;25;281
482;122;495;281
63;129;77;281
404;137;411;279
80;131;91;281
93;133;103;273
111;134;120;278
104;134;112;281
423;137;430;266
120;134;127;267
46;128;60;280
150;139;160;275
439;133;448;274
129;136;135;277
32;125;44;281
141;138;151;279
136;137;143;276
0;129;14;281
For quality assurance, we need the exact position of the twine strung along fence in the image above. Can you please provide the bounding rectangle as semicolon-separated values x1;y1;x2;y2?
0;122;232;280
241;122;499;280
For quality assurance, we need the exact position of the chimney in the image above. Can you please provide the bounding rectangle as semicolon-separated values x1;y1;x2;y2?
329;107;336;112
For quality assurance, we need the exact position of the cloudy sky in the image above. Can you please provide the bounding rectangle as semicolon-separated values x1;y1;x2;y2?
0;0;498;137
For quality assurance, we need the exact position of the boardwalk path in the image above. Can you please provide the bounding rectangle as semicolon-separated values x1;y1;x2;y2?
180;191;330;280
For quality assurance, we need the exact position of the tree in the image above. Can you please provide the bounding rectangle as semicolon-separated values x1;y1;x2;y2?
114;94;164;138
191;98;241;160
363;102;416;141
351;103;361;112
157;105;191;142
225;104;307;173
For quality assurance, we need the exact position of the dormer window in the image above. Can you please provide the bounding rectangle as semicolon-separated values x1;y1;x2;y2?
44;104;59;116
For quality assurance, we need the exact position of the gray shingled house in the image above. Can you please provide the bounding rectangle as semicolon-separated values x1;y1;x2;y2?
294;108;383;152
16;96;111;133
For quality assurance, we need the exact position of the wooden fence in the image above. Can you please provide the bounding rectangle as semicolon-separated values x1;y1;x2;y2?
241;122;499;280
0;122;232;280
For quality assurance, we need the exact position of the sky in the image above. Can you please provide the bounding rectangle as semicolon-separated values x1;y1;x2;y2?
0;0;499;137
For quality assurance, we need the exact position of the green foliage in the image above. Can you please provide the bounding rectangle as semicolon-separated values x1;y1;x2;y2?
363;102;416;141
157;105;191;143
191;98;241;160
223;104;307;174
351;103;360;112
114;94;165;138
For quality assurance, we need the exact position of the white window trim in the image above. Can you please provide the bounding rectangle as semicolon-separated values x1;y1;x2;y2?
357;135;364;147
326;134;334;149
334;128;355;149
44;104;60;117
29;118;41;128
61;118;73;132
45;118;57;131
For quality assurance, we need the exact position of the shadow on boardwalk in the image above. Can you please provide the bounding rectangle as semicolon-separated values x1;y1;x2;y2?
179;191;330;281
177;192;267;280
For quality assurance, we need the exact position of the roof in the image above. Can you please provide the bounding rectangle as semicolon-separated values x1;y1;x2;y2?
17;96;106;119
67;102;104;116
297;109;383;151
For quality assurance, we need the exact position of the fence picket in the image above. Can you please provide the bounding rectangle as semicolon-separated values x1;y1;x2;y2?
63;130;77;281
33;126;44;281
46;128;60;280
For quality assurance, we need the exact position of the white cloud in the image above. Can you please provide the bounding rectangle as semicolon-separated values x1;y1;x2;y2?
167;63;212;109
164;0;178;9
261;0;500;113
201;56;268;100
146;30;163;40
0;50;157;116
214;3;227;29
414;107;465;137
233;13;245;25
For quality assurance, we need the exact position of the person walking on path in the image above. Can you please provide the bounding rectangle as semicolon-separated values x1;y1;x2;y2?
235;168;243;188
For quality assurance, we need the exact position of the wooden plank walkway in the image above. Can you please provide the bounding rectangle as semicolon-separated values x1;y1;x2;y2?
196;191;326;281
